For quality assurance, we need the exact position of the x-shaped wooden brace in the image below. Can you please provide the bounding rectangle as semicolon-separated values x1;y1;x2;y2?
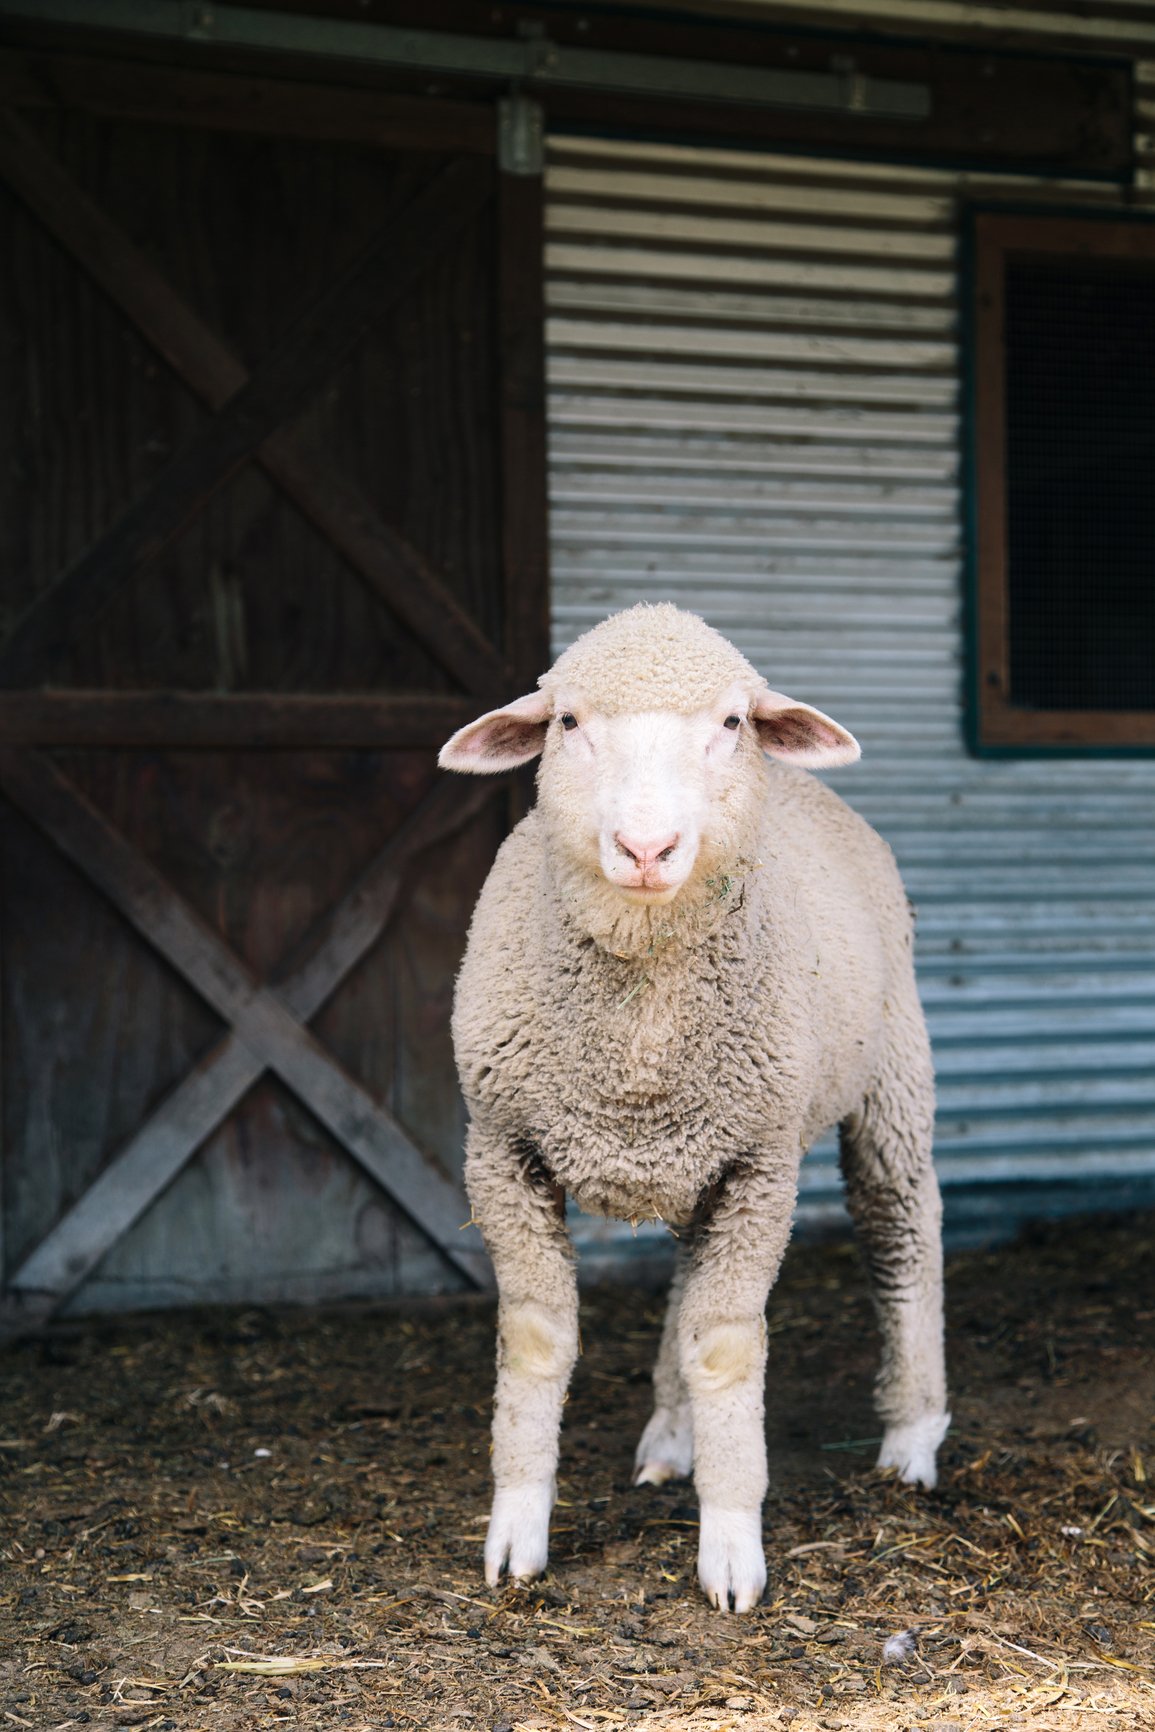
0;112;519;1326
0;110;511;696
1;752;499;1332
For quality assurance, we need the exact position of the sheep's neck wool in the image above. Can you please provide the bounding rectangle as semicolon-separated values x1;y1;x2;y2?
547;846;755;960
542;603;760;717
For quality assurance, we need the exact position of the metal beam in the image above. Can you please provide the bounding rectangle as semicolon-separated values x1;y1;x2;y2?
0;0;931;122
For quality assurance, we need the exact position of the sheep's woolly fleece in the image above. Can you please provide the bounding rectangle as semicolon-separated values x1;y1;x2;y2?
450;603;948;1593
542;602;761;714
452;602;939;1234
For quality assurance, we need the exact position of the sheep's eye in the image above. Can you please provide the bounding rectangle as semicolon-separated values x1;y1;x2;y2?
723;715;741;731
561;713;578;731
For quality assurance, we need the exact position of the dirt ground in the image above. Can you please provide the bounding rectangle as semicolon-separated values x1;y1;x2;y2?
1;1211;1153;1732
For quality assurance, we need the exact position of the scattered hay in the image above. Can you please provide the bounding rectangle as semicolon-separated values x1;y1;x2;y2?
1;1211;1152;1730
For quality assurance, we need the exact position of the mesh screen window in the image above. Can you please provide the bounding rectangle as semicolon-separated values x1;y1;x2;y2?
970;212;1155;751
1005;261;1155;712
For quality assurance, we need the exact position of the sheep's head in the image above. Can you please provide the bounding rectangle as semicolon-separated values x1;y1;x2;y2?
440;606;859;935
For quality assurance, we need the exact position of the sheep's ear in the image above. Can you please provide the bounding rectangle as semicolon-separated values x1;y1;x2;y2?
438;691;553;773
751;689;860;768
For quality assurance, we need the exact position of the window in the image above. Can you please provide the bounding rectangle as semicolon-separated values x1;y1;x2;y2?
968;210;1155;751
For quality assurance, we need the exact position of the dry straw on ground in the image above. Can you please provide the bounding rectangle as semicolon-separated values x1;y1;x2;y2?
1;1211;1152;1731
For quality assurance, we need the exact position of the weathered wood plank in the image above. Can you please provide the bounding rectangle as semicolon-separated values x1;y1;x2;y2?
0;691;478;747
0;108;509;700
497;167;550;688
272;774;496;1019
8;1039;265;1311
0;748;494;1288
0;151;491;687
0;50;494;153
260;433;510;703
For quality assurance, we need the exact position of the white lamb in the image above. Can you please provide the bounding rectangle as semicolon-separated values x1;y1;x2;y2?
439;604;948;1613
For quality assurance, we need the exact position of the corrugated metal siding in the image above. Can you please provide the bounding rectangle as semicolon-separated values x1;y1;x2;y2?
547;76;1155;1249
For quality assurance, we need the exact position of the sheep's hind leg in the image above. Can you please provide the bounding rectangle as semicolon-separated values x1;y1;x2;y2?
840;1029;949;1491
634;1246;693;1485
466;1128;579;1586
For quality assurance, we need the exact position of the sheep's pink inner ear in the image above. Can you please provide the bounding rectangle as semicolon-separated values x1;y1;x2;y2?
438;692;553;773
751;689;860;768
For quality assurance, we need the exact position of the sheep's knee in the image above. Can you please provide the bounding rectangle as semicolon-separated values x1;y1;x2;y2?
500;1301;575;1382
682;1319;765;1396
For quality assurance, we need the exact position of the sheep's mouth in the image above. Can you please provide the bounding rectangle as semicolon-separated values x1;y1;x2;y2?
616;882;679;904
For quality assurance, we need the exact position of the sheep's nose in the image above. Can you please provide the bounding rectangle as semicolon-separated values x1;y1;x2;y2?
615;832;680;873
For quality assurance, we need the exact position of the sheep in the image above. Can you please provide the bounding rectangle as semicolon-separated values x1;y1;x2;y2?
438;603;948;1613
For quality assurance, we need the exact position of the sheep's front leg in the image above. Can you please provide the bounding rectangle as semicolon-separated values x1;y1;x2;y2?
635;1246;694;1485
466;1126;578;1586
679;1167;797;1613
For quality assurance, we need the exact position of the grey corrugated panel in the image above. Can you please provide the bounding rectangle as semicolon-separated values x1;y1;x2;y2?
548;203;957;260
554;475;957;512
551;571;958;600
921;949;1155;972
553;552;958;581
548;281;959;333
550;320;955;371
901;837;1155;863
551;432;961;477
553;528;955;560
551;398;960;443
938;1074;1155;1111
550;124;1155;1267
918;971;1155;1005
548;133;1134;188
548;244;956;301
906;870;1155;901
549;162;959;221
550;359;957;405
935;1037;1155;1071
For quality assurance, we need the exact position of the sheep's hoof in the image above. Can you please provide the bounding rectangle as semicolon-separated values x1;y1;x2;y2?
483;1482;552;1587
877;1411;951;1490
697;1505;766;1614
634;1459;682;1487
633;1404;693;1486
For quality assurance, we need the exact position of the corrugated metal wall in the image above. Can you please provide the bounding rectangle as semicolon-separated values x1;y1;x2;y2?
547;64;1155;1252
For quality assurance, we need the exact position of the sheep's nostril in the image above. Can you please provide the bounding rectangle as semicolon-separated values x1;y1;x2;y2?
614;833;680;875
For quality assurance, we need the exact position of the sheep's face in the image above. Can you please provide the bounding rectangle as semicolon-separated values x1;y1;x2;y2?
439;677;859;911
537;681;755;903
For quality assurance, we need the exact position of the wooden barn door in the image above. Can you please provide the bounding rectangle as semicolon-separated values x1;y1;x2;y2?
0;60;547;1326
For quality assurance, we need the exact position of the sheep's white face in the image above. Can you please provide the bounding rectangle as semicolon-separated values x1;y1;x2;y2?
543;683;751;903
439;677;860;908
